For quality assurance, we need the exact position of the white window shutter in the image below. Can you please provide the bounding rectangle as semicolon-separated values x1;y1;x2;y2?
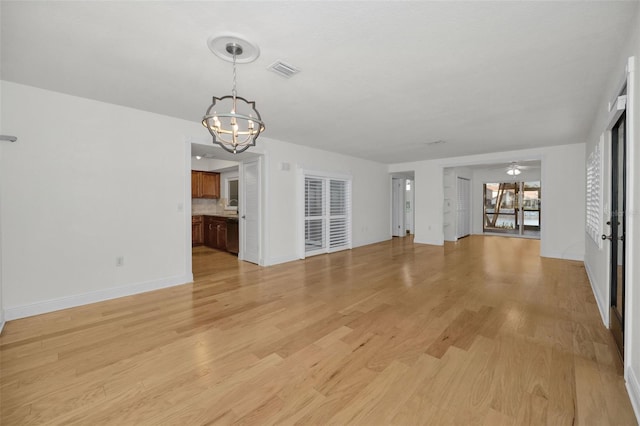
303;174;352;256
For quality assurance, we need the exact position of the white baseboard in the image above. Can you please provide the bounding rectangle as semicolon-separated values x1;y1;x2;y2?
353;236;391;248
626;366;640;423
584;260;608;326
0;317;5;335
265;255;300;266
413;237;444;246
4;274;193;321
540;250;584;262
266;237;391;266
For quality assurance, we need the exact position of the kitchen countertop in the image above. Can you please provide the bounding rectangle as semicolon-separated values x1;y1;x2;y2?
193;213;239;221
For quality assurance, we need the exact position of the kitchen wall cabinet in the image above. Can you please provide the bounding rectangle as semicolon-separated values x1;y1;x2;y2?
191;171;220;199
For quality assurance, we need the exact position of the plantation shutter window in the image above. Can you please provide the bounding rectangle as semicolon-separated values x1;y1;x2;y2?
303;174;352;257
305;177;326;254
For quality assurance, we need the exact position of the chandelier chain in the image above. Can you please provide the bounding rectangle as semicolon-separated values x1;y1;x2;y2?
232;49;238;98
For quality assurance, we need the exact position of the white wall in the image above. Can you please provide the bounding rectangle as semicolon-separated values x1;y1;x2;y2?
0;73;4;332
1;82;391;319
389;143;586;261
259;138;391;265
583;5;640;417
0;81;203;319
0;143;4;332
443;169;456;242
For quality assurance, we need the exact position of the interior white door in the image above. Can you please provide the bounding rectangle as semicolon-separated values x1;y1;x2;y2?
241;159;260;264
456;177;471;238
392;178;404;237
405;179;414;234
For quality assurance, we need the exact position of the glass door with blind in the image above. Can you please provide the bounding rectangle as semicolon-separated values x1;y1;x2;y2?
483;181;540;237
304;175;352;257
606;111;626;358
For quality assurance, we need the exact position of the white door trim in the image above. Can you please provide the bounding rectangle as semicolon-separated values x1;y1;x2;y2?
622;56;635;387
184;139;194;283
239;157;262;265
392;178;405;237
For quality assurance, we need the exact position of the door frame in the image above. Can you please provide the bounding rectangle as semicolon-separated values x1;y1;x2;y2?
603;56;635;372
608;110;627;358
456;176;471;239
392;178;406;237
185;139;266;279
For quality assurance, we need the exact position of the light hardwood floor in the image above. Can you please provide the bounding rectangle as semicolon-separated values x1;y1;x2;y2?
0;236;636;425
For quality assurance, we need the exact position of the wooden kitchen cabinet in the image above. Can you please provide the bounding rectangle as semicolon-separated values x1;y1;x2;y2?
191;171;220;199
192;215;204;246
201;172;220;198
203;216;214;247
203;216;227;251
226;219;239;254
215;219;227;251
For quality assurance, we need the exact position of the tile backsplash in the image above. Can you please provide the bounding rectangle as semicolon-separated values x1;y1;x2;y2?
192;198;222;215
192;198;237;216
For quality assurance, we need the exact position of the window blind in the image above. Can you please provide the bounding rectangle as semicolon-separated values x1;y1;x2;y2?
304;175;351;256
586;138;603;248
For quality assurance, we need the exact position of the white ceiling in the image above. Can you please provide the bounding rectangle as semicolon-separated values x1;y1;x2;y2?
2;1;638;164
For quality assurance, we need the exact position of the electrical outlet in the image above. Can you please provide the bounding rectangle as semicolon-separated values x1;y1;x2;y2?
116;256;124;267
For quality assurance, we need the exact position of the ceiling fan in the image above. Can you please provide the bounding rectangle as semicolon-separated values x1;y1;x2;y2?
487;161;535;176
506;162;523;176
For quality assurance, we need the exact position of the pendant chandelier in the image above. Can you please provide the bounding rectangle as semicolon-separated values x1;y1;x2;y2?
202;36;265;154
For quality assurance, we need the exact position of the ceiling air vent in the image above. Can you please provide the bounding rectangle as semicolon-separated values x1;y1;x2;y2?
268;60;300;79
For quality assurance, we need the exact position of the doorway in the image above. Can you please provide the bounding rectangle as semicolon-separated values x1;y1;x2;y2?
392;178;405;237
391;172;415;237
188;143;263;277
607;110;626;358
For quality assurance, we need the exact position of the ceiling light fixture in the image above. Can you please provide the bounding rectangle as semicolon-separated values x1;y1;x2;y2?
506;163;521;176
202;36;265;154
